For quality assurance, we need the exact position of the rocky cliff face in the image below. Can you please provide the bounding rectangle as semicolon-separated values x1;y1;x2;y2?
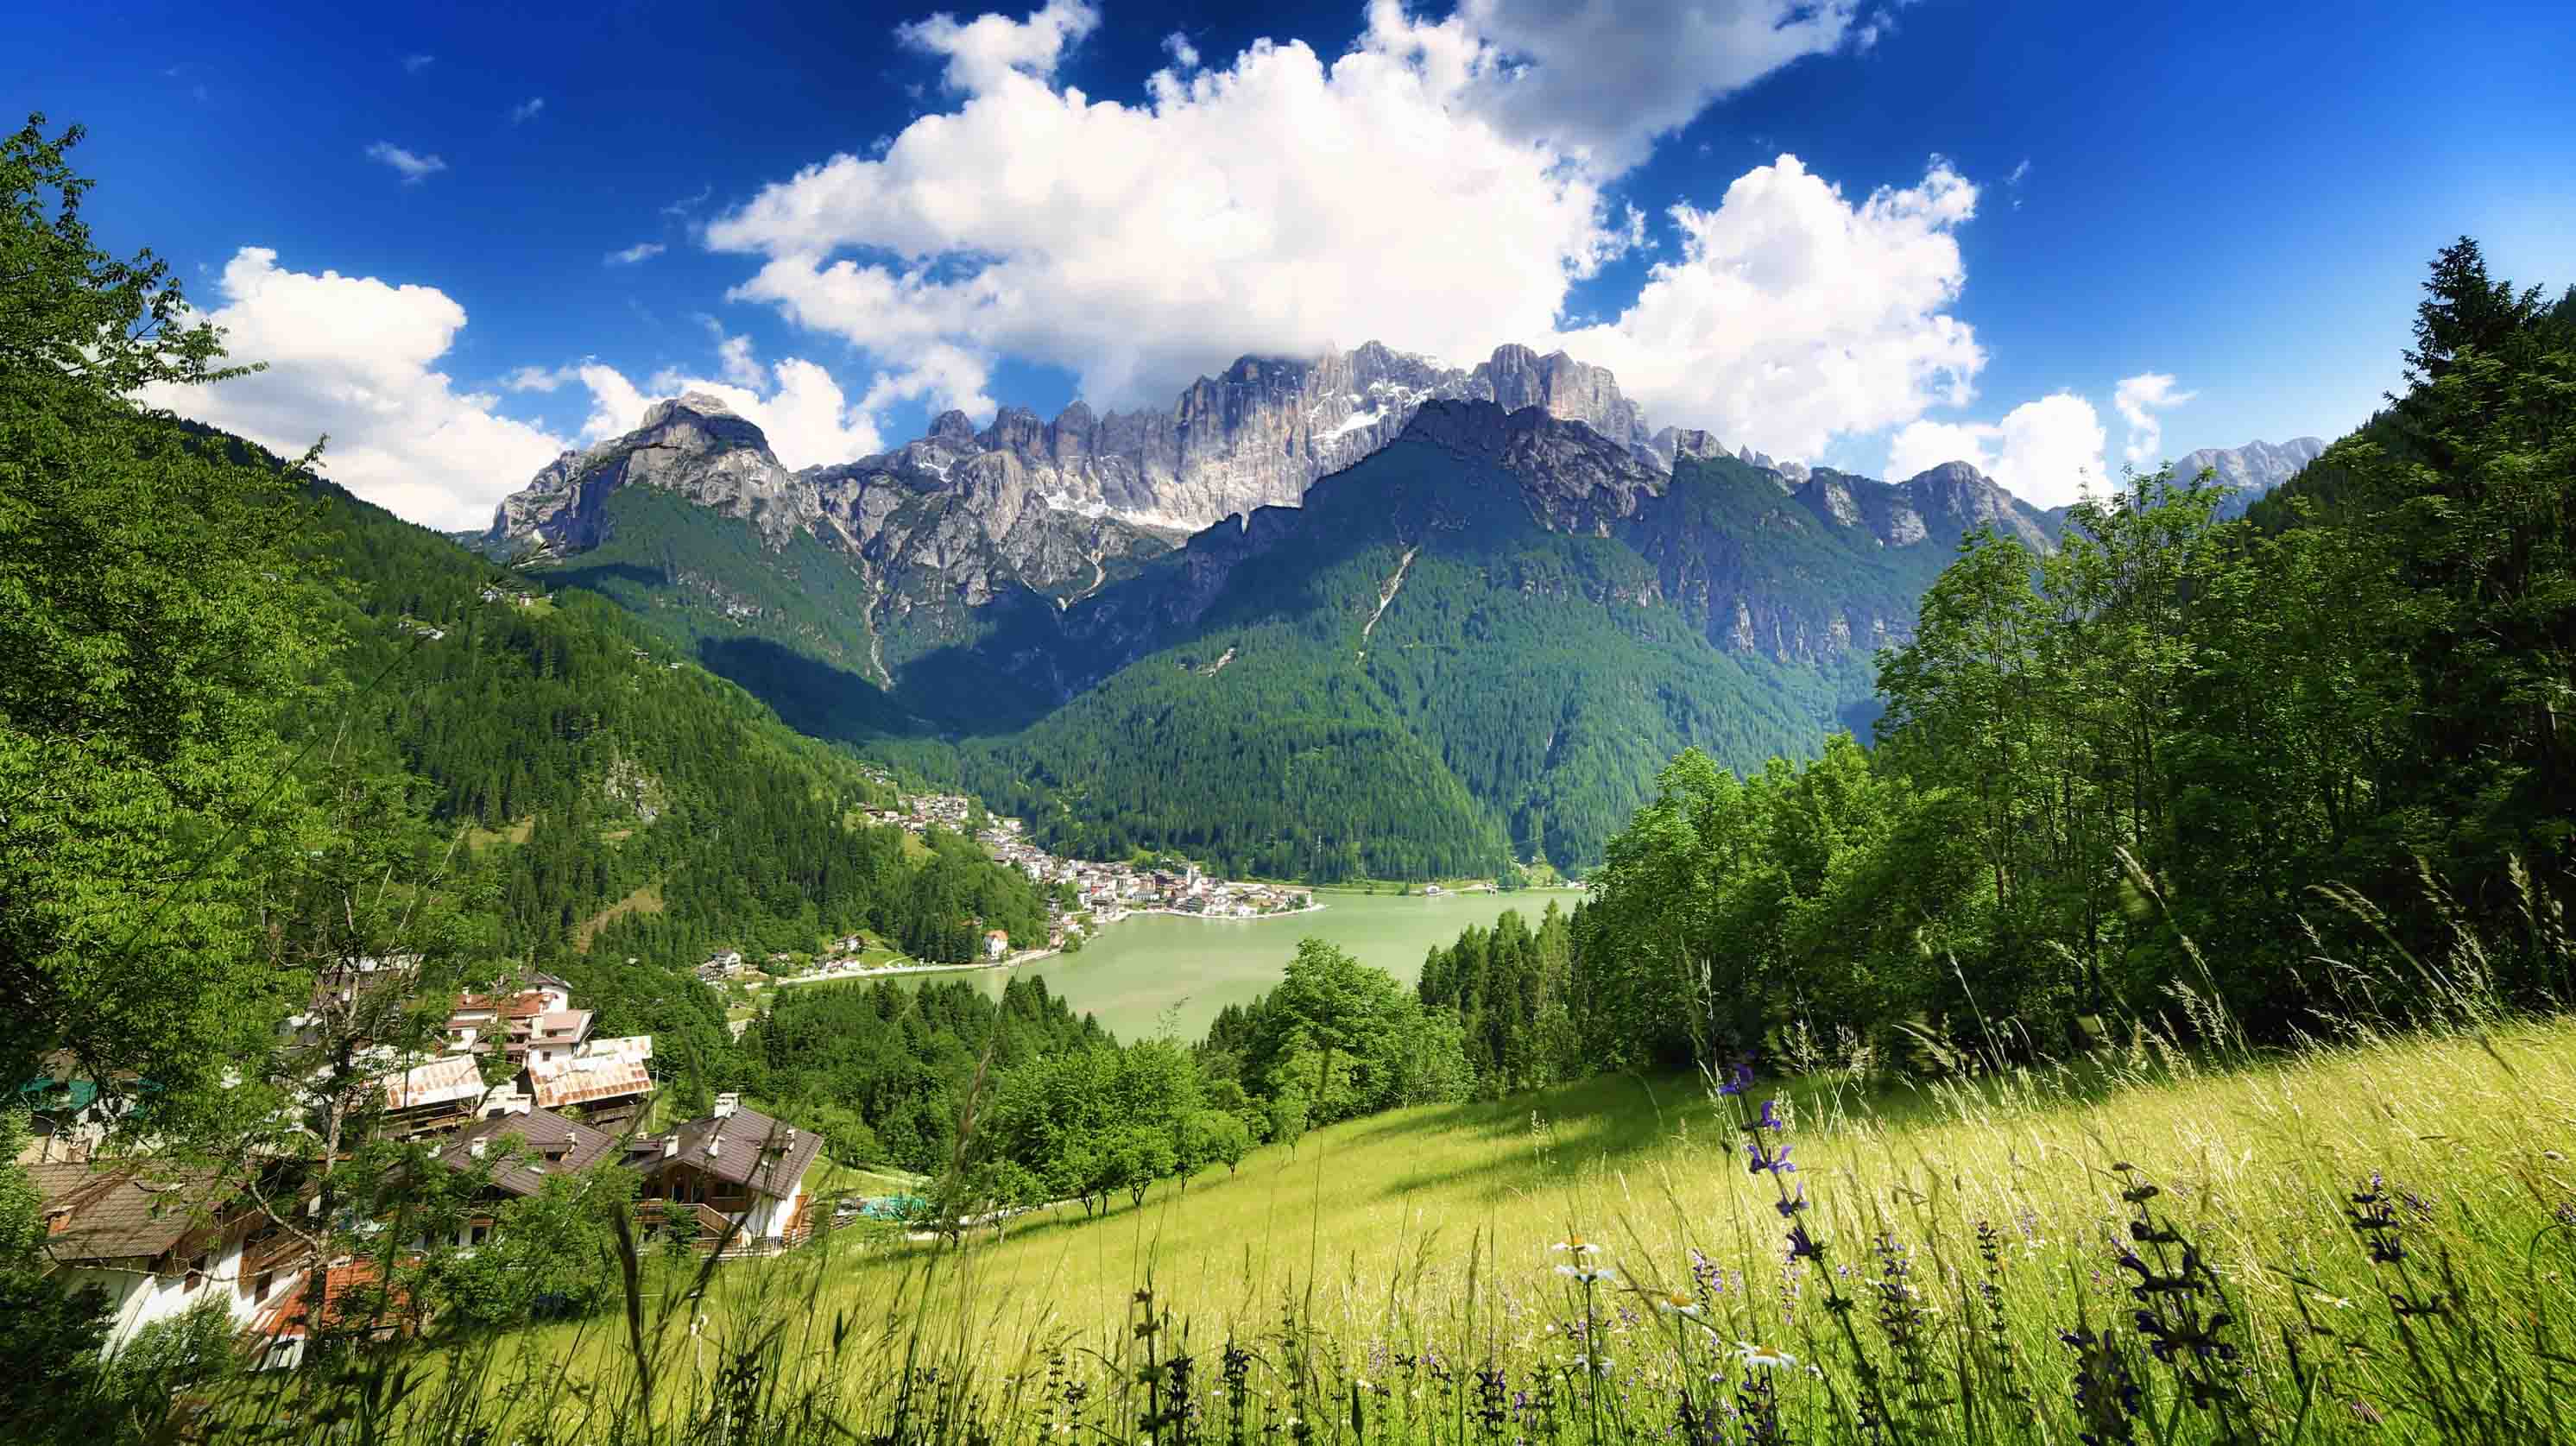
1052;401;2061;678
489;343;1672;565
938;340;1660;531
493;393;818;554
2171;437;2326;493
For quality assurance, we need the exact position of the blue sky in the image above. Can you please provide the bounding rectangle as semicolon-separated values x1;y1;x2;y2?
16;0;2574;527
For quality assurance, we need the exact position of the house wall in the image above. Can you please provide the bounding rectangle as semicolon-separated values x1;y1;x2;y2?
67;1232;282;1353
746;1174;802;1239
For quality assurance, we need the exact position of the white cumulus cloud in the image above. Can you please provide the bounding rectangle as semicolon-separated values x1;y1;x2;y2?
899;0;1100;93
2113;371;2195;467
1552;154;1986;465
511;97;546;123
135;248;567;530
706;1;1951;457
1885;392;2106;508
1363;0;1862;175
604;241;666;265
551;338;894;472
707;7;1638;410
365;142;447;183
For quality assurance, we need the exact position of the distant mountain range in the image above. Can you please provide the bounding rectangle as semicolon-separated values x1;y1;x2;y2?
2172;437;2327;518
472;344;2317;875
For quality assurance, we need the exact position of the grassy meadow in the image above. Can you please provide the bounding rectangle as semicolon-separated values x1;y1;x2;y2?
230;1012;2576;1445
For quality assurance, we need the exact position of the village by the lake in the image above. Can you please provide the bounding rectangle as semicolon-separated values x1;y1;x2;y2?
694;789;1334;990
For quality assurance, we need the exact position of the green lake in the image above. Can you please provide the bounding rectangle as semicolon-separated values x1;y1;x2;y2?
943;889;1578;1040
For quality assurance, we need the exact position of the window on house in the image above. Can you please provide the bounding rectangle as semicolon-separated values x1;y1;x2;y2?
469;1223;490;1247
184;1252;209;1291
254;1269;275;1301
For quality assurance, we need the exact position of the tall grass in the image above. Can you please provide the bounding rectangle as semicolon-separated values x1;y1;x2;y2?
145;893;2576;1444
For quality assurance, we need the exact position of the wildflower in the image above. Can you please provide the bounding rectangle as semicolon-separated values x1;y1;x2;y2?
2346;1176;2405;1264
1784;1223;1825;1264
1757;1098;1785;1133
1556;1265;1617;1285
1735;1342;1796;1370
2059;1328;2144;1443
1773;1182;1808;1217
1716;1058;1755;1097
1551;1234;1602;1255
1689;1247;1724;1297
1571;1354;1613;1376
1744;1140;1795;1176
1655;1290;1701;1317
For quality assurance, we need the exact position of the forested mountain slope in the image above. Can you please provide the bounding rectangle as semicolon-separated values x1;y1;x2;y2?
935;401;2059;875
469;333;2072;879
479;389;2062;876
176;431;1056;1058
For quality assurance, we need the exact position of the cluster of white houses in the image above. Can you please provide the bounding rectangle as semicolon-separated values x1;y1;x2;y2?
17;970;823;1358
875;794;1318;937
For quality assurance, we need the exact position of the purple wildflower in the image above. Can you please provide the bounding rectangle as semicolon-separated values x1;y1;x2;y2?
1744;1140;1794;1176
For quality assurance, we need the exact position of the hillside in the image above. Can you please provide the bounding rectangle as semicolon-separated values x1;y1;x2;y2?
395;1013;2576;1445
945;411;1888;875
182;432;1059;1044
926;403;2062;874
496;394;2060;875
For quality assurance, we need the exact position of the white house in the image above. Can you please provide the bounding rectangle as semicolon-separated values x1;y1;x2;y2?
32;1160;306;1354
522;1008;595;1065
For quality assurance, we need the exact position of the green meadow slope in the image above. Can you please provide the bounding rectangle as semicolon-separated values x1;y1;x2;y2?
412;1014;2576;1446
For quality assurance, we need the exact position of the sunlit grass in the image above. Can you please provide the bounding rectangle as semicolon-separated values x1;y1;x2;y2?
253;1011;2576;1445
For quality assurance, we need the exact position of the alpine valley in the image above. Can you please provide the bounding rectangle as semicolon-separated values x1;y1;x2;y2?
475;341;2297;881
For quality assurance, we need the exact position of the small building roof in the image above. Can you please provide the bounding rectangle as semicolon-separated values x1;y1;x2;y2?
530;1008;594;1039
382;1055;488;1112
653;1105;823;1200
527;1055;654;1111
438;1108;621;1197
31;1159;234;1262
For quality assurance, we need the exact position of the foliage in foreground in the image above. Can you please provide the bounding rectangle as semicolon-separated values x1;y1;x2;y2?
130;1007;2576;1445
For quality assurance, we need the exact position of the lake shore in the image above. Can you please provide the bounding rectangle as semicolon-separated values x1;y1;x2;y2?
768;900;1334;987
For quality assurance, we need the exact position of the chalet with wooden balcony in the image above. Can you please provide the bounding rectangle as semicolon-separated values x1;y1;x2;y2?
632;1095;823;1255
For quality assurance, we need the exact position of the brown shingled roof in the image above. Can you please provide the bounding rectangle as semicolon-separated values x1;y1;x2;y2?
32;1160;237;1263
437;1109;621;1197
658;1106;824;1200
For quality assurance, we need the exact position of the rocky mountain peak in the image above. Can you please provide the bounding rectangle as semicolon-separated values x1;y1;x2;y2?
650;389;742;422
484;387;805;553
1398;398;1666;532
2170;437;2327;492
1902;460;1989;490
1894;461;2052;550
801;338;1667;534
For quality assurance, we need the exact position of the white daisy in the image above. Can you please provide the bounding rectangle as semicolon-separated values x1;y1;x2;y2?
1736;1342;1797;1370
